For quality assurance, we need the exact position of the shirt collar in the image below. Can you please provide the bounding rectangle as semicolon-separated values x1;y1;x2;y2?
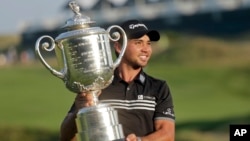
113;68;146;84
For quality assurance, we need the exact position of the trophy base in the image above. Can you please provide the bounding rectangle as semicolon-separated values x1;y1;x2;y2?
76;104;124;141
76;124;124;141
112;139;124;141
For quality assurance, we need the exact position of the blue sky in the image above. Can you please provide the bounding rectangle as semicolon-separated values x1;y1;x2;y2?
0;0;68;34
2;0;247;35
0;0;134;35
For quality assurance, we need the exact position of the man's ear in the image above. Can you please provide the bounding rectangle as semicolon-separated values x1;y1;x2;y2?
114;42;121;54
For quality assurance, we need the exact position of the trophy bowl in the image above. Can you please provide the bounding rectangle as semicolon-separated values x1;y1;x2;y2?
35;25;126;93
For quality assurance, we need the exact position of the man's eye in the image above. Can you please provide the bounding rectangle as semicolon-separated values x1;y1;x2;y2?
135;41;142;45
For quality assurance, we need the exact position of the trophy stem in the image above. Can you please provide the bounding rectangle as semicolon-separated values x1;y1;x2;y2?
90;90;100;106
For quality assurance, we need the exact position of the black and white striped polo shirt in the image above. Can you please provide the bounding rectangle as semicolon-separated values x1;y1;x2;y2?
99;69;175;137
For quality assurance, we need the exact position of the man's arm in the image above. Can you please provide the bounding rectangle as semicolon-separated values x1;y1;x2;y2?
126;119;175;141
60;92;98;141
60;112;78;141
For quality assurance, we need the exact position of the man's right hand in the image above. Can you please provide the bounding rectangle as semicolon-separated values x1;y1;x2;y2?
74;91;101;110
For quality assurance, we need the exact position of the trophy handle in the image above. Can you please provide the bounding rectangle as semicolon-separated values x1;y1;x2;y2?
35;35;65;79
107;25;127;70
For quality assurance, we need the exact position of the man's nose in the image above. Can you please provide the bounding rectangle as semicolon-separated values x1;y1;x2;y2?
141;43;150;52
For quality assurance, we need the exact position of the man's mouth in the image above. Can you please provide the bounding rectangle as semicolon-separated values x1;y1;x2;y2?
139;55;148;61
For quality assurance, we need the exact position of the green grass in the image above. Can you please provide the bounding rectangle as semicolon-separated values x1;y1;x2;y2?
0;66;75;131
145;62;250;141
146;63;250;123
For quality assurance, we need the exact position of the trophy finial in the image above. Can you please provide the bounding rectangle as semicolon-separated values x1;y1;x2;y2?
69;1;81;18
63;0;95;29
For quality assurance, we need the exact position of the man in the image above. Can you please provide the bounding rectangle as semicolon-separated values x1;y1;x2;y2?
60;19;175;141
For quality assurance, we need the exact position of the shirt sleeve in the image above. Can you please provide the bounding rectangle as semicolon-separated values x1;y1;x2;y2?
154;81;175;121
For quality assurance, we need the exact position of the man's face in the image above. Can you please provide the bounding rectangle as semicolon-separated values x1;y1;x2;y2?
123;35;152;69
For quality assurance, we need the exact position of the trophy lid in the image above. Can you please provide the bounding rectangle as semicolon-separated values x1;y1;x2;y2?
55;1;107;41
63;1;95;30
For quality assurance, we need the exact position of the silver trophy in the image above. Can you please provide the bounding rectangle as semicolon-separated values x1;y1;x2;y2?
35;1;127;141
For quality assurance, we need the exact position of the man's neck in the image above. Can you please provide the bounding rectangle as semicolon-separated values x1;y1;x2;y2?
118;64;142;83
